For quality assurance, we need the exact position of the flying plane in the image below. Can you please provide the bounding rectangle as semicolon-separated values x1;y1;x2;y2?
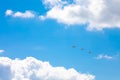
72;45;76;48
80;48;85;50
88;51;92;54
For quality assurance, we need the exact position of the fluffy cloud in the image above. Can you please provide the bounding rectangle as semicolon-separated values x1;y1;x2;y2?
95;54;113;60
0;50;4;54
5;10;35;18
0;57;95;80
41;0;120;30
42;0;67;8
5;10;13;16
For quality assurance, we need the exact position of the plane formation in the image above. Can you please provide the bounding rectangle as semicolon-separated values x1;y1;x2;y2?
72;45;92;54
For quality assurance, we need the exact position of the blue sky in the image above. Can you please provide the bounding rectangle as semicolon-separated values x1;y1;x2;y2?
0;0;120;80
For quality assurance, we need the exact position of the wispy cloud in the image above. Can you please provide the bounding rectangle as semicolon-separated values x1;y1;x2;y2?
0;50;5;54
5;10;35;18
95;54;114;60
0;57;95;80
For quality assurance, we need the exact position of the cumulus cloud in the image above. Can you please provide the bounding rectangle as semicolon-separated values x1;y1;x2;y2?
0;57;95;80
0;50;5;54
42;0;67;8
5;10;13;16
95;54;113;60
41;0;120;30
5;10;35;18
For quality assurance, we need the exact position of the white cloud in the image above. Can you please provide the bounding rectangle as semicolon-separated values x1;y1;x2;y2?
43;0;67;8
95;54;113;60
5;10;13;16
5;10;35;18
41;0;120;30
0;57;95;80
0;50;5;54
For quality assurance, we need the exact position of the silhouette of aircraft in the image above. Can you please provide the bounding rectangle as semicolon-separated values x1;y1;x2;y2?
80;48;85;50
72;45;76;48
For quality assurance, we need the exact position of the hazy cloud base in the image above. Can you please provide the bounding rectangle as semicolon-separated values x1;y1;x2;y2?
0;57;95;80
